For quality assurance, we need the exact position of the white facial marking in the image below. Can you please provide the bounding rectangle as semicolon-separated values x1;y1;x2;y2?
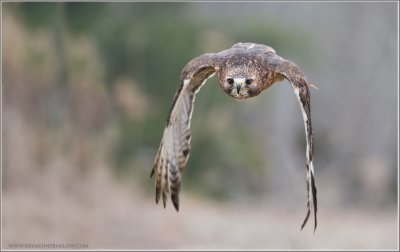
234;78;245;86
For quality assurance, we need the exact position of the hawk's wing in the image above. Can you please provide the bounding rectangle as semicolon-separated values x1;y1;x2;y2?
150;53;220;210
265;53;318;231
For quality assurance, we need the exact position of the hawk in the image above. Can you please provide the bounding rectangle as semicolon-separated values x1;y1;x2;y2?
150;42;317;231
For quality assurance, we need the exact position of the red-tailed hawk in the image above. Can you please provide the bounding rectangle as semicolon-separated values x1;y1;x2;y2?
150;42;318;231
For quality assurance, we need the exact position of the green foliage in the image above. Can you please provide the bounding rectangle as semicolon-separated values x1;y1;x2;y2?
64;3;106;34
10;3;59;30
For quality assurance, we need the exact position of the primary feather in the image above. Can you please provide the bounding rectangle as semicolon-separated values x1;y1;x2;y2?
151;42;318;231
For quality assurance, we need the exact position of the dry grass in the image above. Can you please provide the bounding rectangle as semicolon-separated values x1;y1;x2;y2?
2;112;397;250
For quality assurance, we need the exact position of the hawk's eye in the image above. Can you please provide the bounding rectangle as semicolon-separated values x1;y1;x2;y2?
227;78;234;85
245;79;253;85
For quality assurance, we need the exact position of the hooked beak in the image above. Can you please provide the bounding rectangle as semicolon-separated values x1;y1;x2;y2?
235;78;245;94
236;83;241;93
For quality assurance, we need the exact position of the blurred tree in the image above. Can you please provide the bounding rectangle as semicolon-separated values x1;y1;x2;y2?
6;2;313;200
11;3;69;125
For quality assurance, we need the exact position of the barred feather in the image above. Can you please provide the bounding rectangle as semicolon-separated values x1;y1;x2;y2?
290;77;317;232
151;60;215;211
150;43;317;232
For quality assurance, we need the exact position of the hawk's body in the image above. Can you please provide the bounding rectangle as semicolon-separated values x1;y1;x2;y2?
151;42;317;231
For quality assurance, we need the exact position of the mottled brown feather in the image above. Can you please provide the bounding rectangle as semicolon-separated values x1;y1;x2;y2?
151;42;317;231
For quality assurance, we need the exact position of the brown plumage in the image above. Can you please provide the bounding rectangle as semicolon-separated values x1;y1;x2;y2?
150;42;318;231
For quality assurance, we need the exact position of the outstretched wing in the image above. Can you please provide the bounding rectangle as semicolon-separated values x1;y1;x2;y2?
266;53;318;231
151;53;220;211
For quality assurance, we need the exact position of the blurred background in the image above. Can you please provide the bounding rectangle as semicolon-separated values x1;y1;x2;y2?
2;2;398;250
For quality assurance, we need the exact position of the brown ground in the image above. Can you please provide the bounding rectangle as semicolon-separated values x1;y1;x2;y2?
2;159;397;250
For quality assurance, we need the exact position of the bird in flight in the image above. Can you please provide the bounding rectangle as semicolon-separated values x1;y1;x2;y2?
150;42;317;231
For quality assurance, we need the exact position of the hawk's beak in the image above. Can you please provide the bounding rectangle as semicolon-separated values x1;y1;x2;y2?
236;83;241;93
234;78;245;94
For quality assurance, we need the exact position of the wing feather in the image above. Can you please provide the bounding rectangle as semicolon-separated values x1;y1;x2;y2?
271;57;318;232
152;44;317;232
151;53;219;211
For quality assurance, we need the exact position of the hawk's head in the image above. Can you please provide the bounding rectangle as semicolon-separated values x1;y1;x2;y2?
218;64;265;100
